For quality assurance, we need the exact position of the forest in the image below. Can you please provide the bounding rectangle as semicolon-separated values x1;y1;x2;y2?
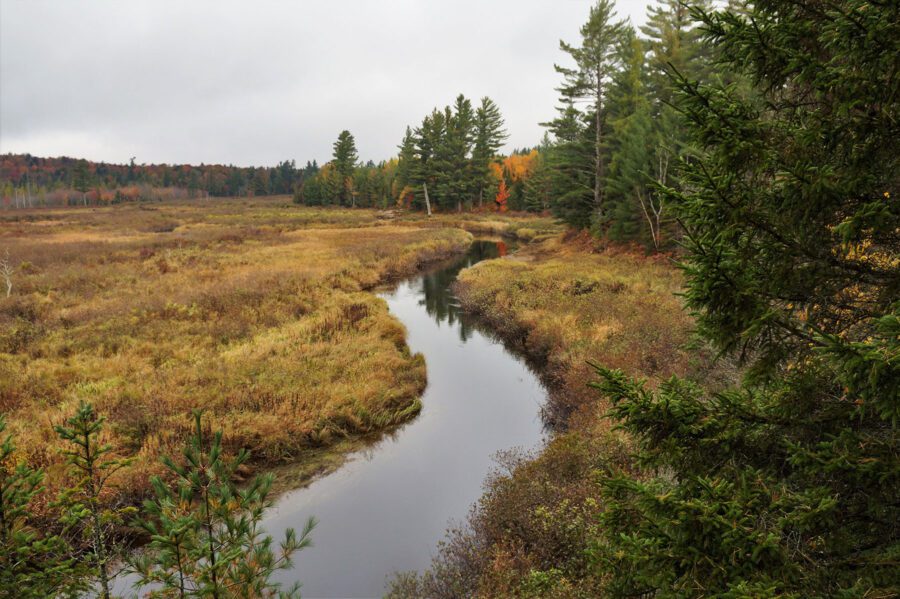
1;0;898;598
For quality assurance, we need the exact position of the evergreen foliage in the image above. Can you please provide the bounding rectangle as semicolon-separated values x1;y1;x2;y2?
55;402;135;599
129;410;315;598
592;1;900;595
393;94;507;212
550;0;626;230
331;130;359;206
0;417;86;598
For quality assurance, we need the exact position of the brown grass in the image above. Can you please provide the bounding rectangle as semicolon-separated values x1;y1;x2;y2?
0;199;473;506
453;234;717;427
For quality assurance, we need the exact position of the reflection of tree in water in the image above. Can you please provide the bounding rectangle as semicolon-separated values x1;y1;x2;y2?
417;241;503;342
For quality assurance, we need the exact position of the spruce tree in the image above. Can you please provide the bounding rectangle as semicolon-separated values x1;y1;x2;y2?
592;1;900;595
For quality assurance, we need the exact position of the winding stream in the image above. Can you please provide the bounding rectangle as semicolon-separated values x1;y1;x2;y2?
116;240;548;598
268;240;548;597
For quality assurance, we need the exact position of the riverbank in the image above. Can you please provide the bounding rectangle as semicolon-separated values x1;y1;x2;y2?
455;233;710;425
391;233;738;597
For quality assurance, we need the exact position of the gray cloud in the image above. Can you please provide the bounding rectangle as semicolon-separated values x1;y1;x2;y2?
0;0;650;166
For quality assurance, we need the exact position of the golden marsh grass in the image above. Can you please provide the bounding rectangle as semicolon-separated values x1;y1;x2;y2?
1;199;472;507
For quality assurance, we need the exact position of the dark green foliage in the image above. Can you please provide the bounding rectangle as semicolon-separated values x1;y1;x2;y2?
605;28;655;245
522;139;552;213
55;401;135;599
332;130;359;206
544;105;597;230
550;0;626;230
129;410;315;598
71;159;92;205
472;97;509;208
0;417;86;598
592;1;900;596
396;94;506;212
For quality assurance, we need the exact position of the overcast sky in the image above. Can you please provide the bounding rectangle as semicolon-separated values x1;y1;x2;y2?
0;0;651;167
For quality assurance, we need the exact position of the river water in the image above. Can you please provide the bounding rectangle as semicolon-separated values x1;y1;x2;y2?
115;240;548;598
267;240;547;597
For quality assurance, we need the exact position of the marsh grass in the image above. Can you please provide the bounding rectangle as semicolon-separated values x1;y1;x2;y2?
453;234;717;427
0;199;472;512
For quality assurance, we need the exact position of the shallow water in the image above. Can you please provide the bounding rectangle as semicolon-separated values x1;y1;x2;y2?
115;240;548;598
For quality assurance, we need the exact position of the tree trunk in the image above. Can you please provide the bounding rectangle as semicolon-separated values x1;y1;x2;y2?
423;183;432;216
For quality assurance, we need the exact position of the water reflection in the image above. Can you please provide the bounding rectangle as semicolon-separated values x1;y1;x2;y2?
416;240;507;342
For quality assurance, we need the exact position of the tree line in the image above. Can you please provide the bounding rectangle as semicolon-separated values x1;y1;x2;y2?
0;154;320;207
4;0;731;254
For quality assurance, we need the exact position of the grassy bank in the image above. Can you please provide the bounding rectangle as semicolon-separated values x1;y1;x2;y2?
454;234;711;426
0;199;472;509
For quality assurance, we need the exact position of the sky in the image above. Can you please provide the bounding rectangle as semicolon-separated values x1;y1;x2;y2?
0;0;651;167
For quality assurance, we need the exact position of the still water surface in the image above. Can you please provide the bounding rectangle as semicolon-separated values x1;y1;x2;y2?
268;240;548;598
116;240;548;598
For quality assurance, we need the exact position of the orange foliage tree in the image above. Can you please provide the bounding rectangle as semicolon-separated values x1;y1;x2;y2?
495;179;510;212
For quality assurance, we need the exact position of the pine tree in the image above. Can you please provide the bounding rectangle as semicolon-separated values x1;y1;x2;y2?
55;402;135;599
444;94;475;212
544;103;596;229
552;0;626;229
1;417;86;597
396;125;418;206
592;1;900;595
129;410;315;598
605;27;656;246
412;109;446;211
472;97;508;208
332;130;358;206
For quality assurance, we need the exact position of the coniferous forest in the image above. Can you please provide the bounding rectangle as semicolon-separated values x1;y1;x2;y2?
1;0;898;597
